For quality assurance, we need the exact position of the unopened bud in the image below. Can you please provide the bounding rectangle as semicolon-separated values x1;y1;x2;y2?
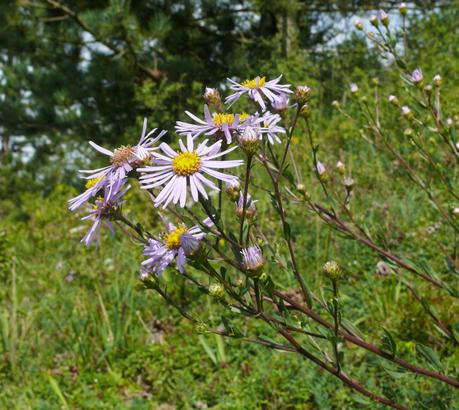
203;87;221;107
316;161;328;183
272;95;289;112
433;74;442;87
388;95;399;106
410;68;423;86
195;322;208;334
375;261;390;276
355;20;364;30
335;161;345;174
401;106;413;120
225;179;241;201
423;84;432;95
404;128;413;137
370;15;379;27
372;78;379;86
453;207;459;217
300;103;310;117
259;272;268;283
379;10;389;27
236;192;257;220
322;261;343;280
294;85;311;105
331;100;340;108
343;177;355;191
209;283;225;298
238;127;260;155
241;245;265;276
399;2;407;16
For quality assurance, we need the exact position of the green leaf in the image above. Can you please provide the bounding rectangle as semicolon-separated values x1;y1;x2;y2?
416;344;443;372
380;328;397;357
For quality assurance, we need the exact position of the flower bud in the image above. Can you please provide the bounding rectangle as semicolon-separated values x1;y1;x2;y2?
410;68;423;86
236;192;257;220
379;10;389;27
259;272;268;283
225;179;241;201
331;100;340;108
203;87;221;108
294;85;311;105
404;128;413;137
453;207;459;218
375;261;390;276
446;117;453;128
401;106;413;120
195;322;208;334
370;15;379;27
388;95;399;106
335;161;345;174
209;283;225;298
238;127;260;155
343;177;355;192
399;2;407;16
350;83;359;94
272;95;289;113
433;74;442;87
299;103;310;118
322;261;343;280
316;161;328;183
355;20;364;31
423;84;433;95
372;77;379;86
241;245;265;276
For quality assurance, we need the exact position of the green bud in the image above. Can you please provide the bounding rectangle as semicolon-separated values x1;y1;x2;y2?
258;272;268;283
323;261;343;280
195;322;208;334
209;283;225;299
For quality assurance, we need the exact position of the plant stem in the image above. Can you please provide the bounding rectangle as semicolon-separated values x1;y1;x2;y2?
239;154;253;246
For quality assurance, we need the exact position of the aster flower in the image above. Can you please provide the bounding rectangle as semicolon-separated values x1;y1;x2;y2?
175;104;242;143
138;134;243;208
251;111;286;144
68;175;107;212
142;218;213;275
410;68;423;84
78;118;167;190
241;245;265;273
225;75;292;111
80;178;129;247
350;83;359;94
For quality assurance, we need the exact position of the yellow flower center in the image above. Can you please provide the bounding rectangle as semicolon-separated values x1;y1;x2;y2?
239;112;249;122
212;113;235;127
164;226;187;249
111;145;134;166
242;76;266;89
172;151;201;176
85;176;103;189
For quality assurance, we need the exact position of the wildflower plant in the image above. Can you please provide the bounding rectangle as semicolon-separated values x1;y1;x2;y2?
69;9;459;407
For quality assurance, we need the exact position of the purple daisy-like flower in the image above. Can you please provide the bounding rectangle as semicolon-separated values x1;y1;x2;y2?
410;68;423;84
142;218;213;275
225;75;292;111
241;245;265;272
138;134;243;208
80;178;129;247
78;118;166;192
242;111;286;144
175;104;243;144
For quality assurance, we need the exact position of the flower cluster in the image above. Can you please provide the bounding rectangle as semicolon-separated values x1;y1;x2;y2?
69;75;292;277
